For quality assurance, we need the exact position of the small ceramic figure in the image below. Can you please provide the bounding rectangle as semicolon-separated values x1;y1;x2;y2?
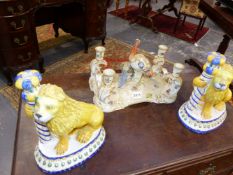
151;45;169;77
90;39;185;112
178;52;233;134
89;46;107;93
15;70;106;174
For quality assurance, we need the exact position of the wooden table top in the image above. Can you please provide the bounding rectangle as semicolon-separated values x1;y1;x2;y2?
200;0;233;38
11;69;233;175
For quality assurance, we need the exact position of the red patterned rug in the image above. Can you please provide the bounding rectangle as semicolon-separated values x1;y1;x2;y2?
109;5;209;43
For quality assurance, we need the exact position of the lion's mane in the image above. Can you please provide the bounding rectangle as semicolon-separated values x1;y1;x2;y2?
38;84;97;136
204;64;233;105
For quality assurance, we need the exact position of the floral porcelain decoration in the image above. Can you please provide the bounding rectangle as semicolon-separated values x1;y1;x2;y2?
89;39;185;112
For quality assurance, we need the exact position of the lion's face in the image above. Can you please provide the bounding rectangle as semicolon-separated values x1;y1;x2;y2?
213;67;233;91
34;96;62;123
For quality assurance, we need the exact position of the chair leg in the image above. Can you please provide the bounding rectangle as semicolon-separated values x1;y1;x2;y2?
200;17;206;30
115;0;120;10
124;0;129;16
173;14;181;33
139;0;142;8
193;18;202;40
182;15;186;26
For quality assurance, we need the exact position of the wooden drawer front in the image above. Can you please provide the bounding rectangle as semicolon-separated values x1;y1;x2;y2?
0;30;34;49
0;1;29;16
168;153;233;175
1;46;38;67
0;14;31;34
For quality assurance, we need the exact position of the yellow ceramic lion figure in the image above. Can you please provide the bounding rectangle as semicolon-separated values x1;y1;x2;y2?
34;84;104;155
193;64;233;119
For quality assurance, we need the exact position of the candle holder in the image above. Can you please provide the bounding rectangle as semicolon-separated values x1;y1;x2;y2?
89;39;185;112
15;70;106;174
178;52;233;134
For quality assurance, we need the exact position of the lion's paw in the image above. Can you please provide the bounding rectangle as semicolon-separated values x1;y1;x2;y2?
214;102;225;111
55;142;68;155
77;131;93;143
201;110;212;119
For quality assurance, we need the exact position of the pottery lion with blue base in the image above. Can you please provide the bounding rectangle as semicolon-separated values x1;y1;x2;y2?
178;52;233;134
15;70;106;174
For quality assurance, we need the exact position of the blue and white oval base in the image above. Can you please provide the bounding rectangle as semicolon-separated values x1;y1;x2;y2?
34;127;106;174
178;103;226;134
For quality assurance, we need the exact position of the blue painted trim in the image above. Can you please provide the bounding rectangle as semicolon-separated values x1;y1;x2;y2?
201;73;212;80
196;88;204;96
188;100;197;109
178;111;224;134
193;91;201;101
37;131;51;137
190;96;199;105
34;120;47;127
37;136;105;174
184;106;225;123
39;135;51;142
36;126;49;132
39;128;103;160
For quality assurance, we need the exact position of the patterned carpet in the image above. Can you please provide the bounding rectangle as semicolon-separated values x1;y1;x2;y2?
0;27;171;109
109;5;209;44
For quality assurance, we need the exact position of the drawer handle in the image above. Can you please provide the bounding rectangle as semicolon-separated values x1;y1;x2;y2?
18;52;32;62
7;5;24;15
14;35;28;46
10;19;25;30
199;163;216;175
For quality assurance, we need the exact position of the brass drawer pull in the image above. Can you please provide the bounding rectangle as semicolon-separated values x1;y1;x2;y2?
7;5;24;15
17;52;32;62
10;19;25;30
14;35;28;46
199;163;216;175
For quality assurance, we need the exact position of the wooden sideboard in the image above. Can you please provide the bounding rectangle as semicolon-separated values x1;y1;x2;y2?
0;0;108;85
12;71;233;175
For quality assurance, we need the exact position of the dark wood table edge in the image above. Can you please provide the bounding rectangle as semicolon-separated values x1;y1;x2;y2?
128;146;233;174
11;95;22;175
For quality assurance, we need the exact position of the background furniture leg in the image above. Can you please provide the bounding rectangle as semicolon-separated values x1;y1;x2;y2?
200;17;206;30
83;38;89;53
2;68;13;86
124;0;129;16
39;56;45;73
217;34;230;54
53;23;59;38
193;19;202;40
173;15;180;33
182;15;186;25
158;0;178;17
115;0;120;10
102;36;106;45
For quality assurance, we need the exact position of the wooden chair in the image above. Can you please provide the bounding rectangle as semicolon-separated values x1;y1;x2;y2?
173;0;207;40
115;0;129;13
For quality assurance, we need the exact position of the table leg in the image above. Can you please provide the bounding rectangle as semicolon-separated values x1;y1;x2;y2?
130;0;158;32
158;0;179;17
2;68;13;86
217;34;231;54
